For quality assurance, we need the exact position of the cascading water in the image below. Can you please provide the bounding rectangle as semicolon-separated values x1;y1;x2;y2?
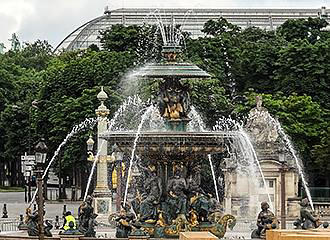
248;103;314;211
107;95;143;130
236;130;274;211
212;116;274;214
271;116;314;211
189;107;273;212
29;117;97;206
123;105;157;206
188;106;220;202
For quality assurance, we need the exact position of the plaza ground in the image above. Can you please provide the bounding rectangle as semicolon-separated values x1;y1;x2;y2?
1;192;328;240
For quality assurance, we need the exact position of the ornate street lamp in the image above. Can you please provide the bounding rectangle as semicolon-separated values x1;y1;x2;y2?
35;138;48;164
86;135;95;156
35;138;47;240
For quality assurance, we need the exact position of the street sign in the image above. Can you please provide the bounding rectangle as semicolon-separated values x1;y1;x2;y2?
25;161;35;166
26;165;32;171
21;155;36;161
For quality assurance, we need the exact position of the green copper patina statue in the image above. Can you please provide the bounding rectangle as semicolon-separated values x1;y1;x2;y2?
251;202;278;239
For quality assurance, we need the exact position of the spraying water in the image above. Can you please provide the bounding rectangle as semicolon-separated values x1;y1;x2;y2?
271;117;314;211
248;103;314;211
123;105;156;206
29;117;97;206
189;106;219;203
213;116;274;212
107;95;143;130
208;154;220;202
236;130;274;211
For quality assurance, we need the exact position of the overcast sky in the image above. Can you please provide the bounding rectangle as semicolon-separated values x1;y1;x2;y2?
0;0;328;50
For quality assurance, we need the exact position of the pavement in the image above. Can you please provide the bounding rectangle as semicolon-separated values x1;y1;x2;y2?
0;192;83;220
0;192;259;239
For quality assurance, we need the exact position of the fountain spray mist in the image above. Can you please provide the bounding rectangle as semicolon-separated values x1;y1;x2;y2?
271;117;314;211
189;106;220;202
237;130;274;211
123;105;156;206
108;95;143;130
213;116;274;212
29;117;97;206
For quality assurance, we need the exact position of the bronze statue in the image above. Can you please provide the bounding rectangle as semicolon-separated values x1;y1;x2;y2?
159;79;190;120
294;198;320;229
167;167;188;222
139;165;161;222
78;195;97;237
26;207;53;237
115;206;135;238
26;208;39;236
251;202;278;239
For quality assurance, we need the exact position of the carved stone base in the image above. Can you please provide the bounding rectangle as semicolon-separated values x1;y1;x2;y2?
136;214;236;239
93;191;112;222
179;232;218;240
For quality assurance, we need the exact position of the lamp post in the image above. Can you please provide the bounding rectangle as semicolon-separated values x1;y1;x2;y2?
87;135;95;156
86;135;95;197
35;138;47;240
280;162;288;229
21;153;34;202
112;143;123;212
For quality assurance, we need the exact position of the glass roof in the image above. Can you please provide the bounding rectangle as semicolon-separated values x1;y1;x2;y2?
54;7;328;53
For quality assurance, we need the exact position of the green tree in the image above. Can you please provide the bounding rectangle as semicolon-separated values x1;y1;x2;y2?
6;40;53;70
277;17;328;43
312;125;330;179
99;24;163;63
236;92;328;177
37;49;129;179
233;28;285;93
202;17;240;36
274;38;330;108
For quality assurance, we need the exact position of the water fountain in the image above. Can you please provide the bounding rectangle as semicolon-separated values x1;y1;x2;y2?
4;14;323;240
98;42;239;238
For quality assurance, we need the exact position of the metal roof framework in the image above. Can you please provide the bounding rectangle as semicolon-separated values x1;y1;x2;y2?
54;7;329;52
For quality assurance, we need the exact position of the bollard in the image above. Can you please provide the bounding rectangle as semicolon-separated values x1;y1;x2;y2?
18;214;27;230
19;214;24;223
2;203;8;218
62;204;67;219
55;215;60;229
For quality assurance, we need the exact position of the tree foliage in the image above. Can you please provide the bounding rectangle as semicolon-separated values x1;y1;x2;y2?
0;17;329;187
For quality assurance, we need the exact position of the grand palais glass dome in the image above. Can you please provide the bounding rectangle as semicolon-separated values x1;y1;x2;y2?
54;6;329;52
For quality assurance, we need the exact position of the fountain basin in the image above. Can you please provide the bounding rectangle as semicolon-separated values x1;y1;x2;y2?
266;229;330;240
138;63;211;78
101;131;235;160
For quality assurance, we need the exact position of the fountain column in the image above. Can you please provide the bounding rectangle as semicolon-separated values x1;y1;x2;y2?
94;87;112;219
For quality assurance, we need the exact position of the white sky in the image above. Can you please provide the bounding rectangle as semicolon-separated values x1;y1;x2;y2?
0;0;328;50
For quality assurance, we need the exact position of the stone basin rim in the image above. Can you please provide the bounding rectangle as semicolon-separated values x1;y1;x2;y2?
100;131;238;138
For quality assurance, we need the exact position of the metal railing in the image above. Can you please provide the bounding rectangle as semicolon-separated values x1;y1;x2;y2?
0;220;19;232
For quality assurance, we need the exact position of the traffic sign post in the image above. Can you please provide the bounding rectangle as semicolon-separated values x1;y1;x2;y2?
21;152;35;203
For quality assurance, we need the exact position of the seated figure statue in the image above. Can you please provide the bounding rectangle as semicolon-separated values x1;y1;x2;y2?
26;207;53;237
167;167;188;223
26;208;39;236
251;202;277;239
78;195;97;237
115;206;135;238
294;198;320;229
139;165;161;222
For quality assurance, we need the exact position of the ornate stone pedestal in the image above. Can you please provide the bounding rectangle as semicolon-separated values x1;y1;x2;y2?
93;87;112;222
93;192;112;218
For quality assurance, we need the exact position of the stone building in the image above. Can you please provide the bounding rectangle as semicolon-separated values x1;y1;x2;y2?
223;96;300;219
